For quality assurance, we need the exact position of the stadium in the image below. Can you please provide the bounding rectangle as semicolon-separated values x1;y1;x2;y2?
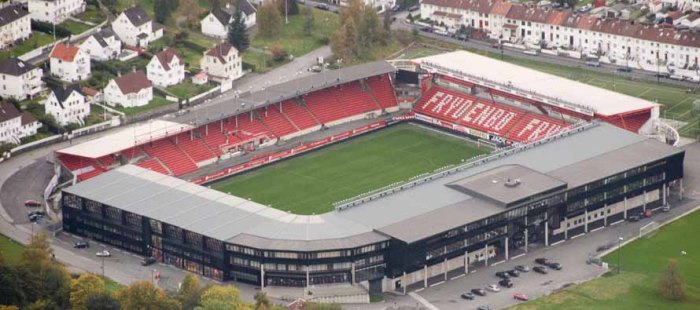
57;51;685;294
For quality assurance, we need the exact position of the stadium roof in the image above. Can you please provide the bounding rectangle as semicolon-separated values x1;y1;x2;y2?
56;120;194;158
63;123;683;248
168;60;397;126
415;51;658;117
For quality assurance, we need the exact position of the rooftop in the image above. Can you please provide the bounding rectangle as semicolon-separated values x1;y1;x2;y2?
50;43;81;62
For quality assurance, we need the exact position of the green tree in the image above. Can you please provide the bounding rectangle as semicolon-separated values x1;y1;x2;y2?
257;0;282;38
254;292;270;310
85;292;120;310
116;280;181;310
331;0;387;61
228;8;250;52
70;273;106;310
0;305;20;310
277;0;299;16
16;233;71;309
0;264;25;306
26;299;59;310
658;258;685;300
199;285;247;310
177;273;203;310
383;8;392;33
154;0;170;23
303;3;314;36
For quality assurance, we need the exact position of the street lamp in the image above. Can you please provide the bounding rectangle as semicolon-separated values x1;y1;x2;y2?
617;236;624;274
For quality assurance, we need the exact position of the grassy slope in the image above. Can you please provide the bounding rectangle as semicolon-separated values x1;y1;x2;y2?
0;234;24;265
212;124;489;215
510;209;700;309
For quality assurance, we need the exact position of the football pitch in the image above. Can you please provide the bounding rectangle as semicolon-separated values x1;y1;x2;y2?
211;123;490;215
511;209;700;310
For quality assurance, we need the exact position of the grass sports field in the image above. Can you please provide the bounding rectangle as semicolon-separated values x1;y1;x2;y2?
211;124;489;215
510;209;700;310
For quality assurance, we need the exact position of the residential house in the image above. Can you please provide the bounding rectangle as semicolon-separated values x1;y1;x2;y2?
80;27;122;61
200;0;257;38
0;103;41;144
104;70;153;108
192;71;208;85
81;86;102;104
338;0;395;10
49;43;90;82
147;48;185;87
0;4;31;50
44;84;89;126
0;58;44;101
200;42;243;82
112;5;164;48
28;0;85;24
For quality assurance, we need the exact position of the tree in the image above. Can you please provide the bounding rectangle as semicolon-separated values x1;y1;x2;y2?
70;273;106;310
658;258;685;300
0;306;19;310
331;0;388;61
154;0;179;23
178;0;200;28
257;0;282;38
270;46;288;62
0;264;25;306
228;8;250;52
85;292;120;310
15;233;71;309
199;285;247;310
303;3;314;36
254;292;271;310
177;273;203;310
277;0;299;16
383;8;392;33
116;281;181;310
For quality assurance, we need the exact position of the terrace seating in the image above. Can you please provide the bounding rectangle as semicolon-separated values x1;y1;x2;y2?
137;158;170;175
142;139;198;176
366;75;399;110
506;113;569;142
226;111;272;138
77;166;107;181
259;106;298;138
120;147;145;160
279;100;319;130
174;132;217;163
58;154;100;171
304;82;379;124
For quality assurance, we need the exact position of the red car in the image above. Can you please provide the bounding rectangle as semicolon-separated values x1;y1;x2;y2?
514;293;529;301
24;200;41;207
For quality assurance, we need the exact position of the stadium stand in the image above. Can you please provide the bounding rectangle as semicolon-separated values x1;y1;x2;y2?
175;132;217;164
259;106;298;138
137;158;170;175
278;100;320;130
142;139;199;175
366;75;399;110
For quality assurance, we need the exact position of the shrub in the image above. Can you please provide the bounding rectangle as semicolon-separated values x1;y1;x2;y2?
270;46;288;62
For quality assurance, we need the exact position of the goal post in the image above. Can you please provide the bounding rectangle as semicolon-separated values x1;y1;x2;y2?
639;221;660;239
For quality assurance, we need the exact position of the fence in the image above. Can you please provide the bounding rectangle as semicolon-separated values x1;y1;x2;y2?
19;37;70;62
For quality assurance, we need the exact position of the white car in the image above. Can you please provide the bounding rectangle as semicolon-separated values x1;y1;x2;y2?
486;284;501;292
523;49;539;56
96;250;111;257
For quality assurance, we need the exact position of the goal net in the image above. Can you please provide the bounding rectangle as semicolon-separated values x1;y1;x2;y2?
639;221;660;239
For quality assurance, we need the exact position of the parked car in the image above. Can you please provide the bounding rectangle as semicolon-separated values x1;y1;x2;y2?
420;27;433;33
73;241;90;249
662;205;671;212
616;66;633;73
523;49;540;56
433;29;449;36
28;210;46;217
141;256;157;266
546;262;563;270
407;5;419;11
507;269;520;277
499;279;514;288
96;250;111;257
535;257;549;265
476;305;491;310
391;4;401;12
533;266;549;274
495;271;511;279
670;74;685;81
585;60;601;67
28;214;42;222
24;200;42;207
315;3;330;10
514;293;529;301
471;288;487;296
654;72;671;79
514;265;530;272
310;65;322;72
486;284;501;292
461;292;475;300
628;215;640;222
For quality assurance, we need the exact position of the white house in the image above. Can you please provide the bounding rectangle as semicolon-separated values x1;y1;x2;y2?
147;48;185;87
49;43;90;82
200;42;243;82
0;4;31;50
104;70;153;108
0;103;41;145
80;27;122;61
0;58;44;101
338;0;395;10
112;5;164;48
201;0;257;38
28;0;85;24
44;85;89;126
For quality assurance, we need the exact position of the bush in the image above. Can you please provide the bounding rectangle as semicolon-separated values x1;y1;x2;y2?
31;20;71;38
317;36;330;46
242;62;256;72
270;46;288;62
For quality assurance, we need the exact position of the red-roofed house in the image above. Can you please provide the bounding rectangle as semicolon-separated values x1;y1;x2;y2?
104;71;153;108
49;43;90;82
147;48;185;87
200;42;243;82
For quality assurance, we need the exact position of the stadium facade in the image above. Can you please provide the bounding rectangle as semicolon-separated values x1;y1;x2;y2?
61;122;684;292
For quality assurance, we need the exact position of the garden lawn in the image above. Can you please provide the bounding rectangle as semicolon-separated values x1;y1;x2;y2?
0;234;24;265
166;82;215;99
0;33;56;60
116;96;174;116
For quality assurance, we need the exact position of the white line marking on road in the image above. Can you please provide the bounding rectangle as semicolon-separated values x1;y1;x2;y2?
590;227;604;233
430;281;445;287
511;253;526;259
570;233;585;239
409;292;439;310
415;288;425;293
550;240;564;246
610;220;624;226
451;274;466;280
491;260;506;266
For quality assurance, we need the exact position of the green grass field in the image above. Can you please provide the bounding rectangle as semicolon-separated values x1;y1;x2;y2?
510;209;700;309
0;234;24;265
212;124;489;215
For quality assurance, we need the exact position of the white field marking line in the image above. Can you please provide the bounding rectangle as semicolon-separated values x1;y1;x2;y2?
408;292;439;310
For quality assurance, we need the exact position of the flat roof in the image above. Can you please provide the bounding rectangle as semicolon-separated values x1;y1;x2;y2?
447;165;567;206
168;60;396;126
56;120;194;158
64;123;683;247
416;51;658;117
